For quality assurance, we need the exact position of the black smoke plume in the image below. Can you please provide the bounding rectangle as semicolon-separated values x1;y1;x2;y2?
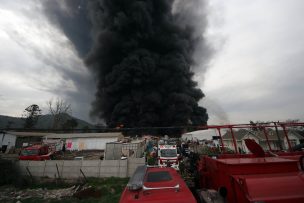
43;0;92;57
44;0;211;128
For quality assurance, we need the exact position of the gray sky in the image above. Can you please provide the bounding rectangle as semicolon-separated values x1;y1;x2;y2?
0;0;95;122
0;0;304;124
201;0;304;124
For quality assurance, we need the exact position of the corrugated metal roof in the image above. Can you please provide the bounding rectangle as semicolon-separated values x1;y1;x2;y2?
44;132;122;139
6;131;54;137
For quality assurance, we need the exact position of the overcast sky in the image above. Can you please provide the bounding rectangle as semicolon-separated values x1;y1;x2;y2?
201;0;304;124
0;0;95;122
1;0;304;125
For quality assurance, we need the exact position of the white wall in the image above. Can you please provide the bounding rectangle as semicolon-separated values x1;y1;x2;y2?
0;133;16;150
284;134;300;149
242;135;260;153
65;137;118;151
17;158;145;178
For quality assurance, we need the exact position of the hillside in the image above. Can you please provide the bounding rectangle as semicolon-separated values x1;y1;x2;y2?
0;114;95;130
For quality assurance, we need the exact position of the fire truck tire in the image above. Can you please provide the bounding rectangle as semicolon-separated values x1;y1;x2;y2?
218;186;227;198
196;189;225;203
195;189;206;203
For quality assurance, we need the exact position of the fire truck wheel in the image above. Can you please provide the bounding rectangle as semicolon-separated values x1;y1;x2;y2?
218;186;227;198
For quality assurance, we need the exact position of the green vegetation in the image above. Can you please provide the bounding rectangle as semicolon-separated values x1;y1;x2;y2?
84;177;129;203
0;159;19;186
199;146;234;156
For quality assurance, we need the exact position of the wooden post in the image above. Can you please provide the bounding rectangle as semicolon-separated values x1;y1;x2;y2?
80;169;87;182
26;166;34;183
56;163;61;179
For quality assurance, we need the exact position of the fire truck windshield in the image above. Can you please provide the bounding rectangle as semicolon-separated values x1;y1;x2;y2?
21;149;39;156
160;149;177;157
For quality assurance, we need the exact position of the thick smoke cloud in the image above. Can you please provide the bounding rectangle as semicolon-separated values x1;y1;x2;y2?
43;0;92;57
43;0;211;128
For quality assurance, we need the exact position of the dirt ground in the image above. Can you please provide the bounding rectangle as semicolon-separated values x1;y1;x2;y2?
0;177;128;203
52;150;104;160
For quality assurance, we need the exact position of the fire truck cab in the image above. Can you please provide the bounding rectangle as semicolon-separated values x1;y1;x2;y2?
158;141;179;170
19;144;52;161
119;166;196;203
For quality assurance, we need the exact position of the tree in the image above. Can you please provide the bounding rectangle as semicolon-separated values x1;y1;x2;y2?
284;119;303;130
23;104;42;129
249;120;270;131
249;121;259;131
82;125;91;133
62;118;78;131
47;98;72;129
5;121;14;130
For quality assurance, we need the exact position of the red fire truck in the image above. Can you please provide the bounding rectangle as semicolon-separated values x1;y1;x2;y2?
119;166;196;203
19;144;52;161
120;122;304;203
195;123;304;203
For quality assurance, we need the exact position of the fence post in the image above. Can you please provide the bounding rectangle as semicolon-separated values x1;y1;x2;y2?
80;168;87;182
56;163;61;179
126;159;129;177
118;159;121;177
42;160;47;177
98;160;102;177
80;159;83;178
26;166;34;182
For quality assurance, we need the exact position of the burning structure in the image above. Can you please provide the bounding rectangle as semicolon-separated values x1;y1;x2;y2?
44;0;212;129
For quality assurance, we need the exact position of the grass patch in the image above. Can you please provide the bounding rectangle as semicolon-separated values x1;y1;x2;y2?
86;177;129;203
0;159;20;186
21;197;105;203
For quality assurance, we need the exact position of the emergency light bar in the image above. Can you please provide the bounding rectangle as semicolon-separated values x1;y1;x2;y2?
127;165;147;191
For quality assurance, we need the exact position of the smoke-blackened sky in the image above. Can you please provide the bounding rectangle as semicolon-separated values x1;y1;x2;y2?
42;0;211;127
86;0;210;127
1;0;304;124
